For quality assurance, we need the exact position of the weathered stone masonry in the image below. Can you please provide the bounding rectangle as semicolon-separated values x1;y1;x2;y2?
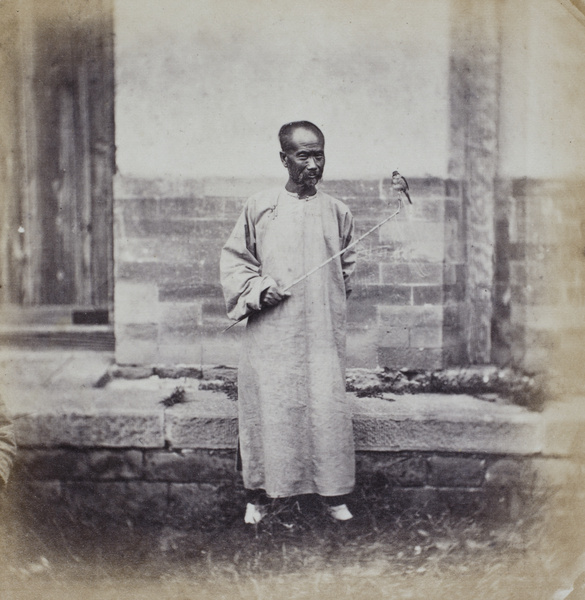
114;175;585;379
14;448;577;524
8;390;585;524
113;176;455;370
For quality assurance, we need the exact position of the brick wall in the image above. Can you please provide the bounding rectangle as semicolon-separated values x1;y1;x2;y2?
114;176;456;369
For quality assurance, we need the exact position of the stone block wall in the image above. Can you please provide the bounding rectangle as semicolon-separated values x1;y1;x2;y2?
114;176;459;370
493;179;585;388
321;178;450;370
7;387;584;526
12;447;577;525
114;175;585;374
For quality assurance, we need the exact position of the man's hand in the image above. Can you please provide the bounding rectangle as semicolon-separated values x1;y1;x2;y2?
260;285;290;307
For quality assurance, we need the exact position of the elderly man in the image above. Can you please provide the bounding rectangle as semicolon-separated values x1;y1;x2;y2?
220;121;356;523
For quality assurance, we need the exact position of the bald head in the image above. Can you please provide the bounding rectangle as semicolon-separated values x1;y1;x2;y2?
278;121;324;152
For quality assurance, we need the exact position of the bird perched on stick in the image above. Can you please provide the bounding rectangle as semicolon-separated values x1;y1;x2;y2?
392;170;412;205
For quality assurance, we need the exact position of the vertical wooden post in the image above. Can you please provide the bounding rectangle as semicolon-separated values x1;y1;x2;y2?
76;46;94;307
0;0;22;304
88;0;115;311
15;0;43;305
449;0;501;363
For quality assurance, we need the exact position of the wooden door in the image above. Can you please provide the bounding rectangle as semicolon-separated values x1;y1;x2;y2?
36;1;115;311
0;0;114;320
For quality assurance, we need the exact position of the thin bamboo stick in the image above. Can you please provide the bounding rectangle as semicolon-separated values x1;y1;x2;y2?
222;203;402;333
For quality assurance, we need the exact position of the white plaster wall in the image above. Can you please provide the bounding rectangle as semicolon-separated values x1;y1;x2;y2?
114;0;451;180
499;0;585;178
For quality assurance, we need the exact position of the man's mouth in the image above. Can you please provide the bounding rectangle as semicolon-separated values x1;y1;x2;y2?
293;171;321;186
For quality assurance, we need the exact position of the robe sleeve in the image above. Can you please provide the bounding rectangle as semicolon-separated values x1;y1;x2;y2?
0;396;16;488
220;201;276;321
340;209;357;297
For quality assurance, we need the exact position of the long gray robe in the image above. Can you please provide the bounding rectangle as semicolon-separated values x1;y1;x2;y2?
220;187;356;498
0;396;16;488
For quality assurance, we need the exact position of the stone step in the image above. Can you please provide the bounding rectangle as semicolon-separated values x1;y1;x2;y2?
4;383;576;457
0;324;115;350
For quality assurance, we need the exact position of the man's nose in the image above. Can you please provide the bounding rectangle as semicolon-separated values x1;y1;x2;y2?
307;157;317;170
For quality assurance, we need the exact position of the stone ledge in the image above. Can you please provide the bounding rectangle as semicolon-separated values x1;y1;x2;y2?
15;411;164;448
0;325;115;351
6;387;166;448
352;395;543;454
5;385;583;458
165;399;238;449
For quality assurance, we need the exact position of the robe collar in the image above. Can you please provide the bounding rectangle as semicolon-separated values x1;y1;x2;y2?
283;188;318;201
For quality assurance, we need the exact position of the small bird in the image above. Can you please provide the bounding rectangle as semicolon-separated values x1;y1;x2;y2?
392;170;412;205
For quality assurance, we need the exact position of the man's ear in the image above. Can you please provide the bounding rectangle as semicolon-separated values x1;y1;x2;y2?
280;151;288;168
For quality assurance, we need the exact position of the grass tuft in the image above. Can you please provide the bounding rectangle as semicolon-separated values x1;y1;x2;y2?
159;386;187;407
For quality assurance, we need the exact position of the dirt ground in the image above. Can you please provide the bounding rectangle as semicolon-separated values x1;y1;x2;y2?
1;486;583;600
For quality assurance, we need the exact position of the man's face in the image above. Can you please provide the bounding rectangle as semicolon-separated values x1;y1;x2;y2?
280;128;325;190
